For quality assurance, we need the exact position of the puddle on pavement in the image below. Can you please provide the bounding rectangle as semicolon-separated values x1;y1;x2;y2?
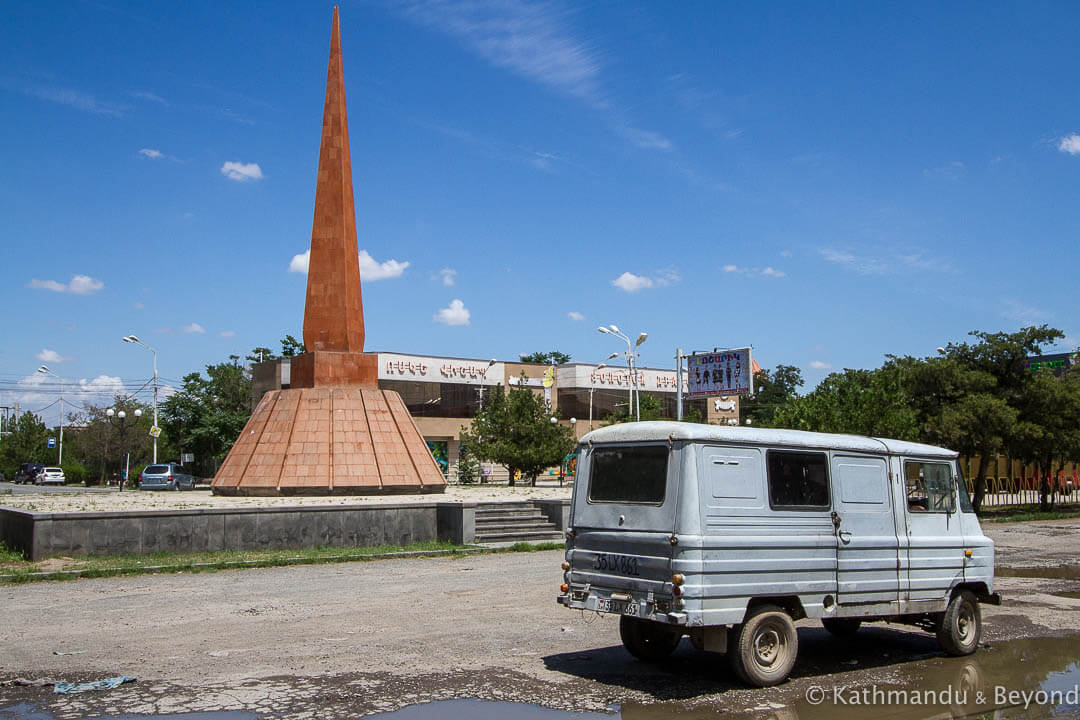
997;565;1080;581
4;635;1079;720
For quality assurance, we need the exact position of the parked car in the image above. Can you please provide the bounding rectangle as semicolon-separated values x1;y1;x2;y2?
36;467;66;485
14;463;45;484
137;463;196;491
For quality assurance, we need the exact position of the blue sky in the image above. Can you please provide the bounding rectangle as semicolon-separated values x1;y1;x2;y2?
2;0;1079;426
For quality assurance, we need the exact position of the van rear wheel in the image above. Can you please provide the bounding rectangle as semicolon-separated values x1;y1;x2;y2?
822;617;862;637
729;605;798;686
619;616;682;661
937;590;981;656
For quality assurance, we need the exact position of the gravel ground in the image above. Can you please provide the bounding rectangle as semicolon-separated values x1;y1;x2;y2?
1;518;1078;719
0;483;573;514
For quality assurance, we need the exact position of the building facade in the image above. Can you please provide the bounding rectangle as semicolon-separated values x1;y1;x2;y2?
252;351;739;482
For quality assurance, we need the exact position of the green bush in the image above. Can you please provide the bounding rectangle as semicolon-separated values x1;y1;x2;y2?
62;462;90;486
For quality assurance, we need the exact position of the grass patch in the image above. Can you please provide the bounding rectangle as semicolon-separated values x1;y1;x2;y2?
0;540;479;585
493;541;566;553
984;506;1080;523
0;542;25;563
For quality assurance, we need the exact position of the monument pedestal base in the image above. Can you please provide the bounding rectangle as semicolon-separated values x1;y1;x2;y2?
211;386;446;496
289;351;378;388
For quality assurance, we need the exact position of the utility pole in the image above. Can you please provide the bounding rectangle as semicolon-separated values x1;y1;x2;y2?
675;348;684;421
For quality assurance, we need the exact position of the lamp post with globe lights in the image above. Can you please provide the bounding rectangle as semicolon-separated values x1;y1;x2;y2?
106;407;142;490
122;335;159;463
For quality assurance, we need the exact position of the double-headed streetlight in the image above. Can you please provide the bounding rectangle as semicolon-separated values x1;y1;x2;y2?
122;335;158;463
598;325;648;421
36;365;65;465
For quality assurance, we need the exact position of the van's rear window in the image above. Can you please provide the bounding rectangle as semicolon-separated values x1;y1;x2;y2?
588;445;668;504
144;465;170;474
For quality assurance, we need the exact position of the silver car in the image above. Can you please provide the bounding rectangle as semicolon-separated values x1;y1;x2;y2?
36;467;66;485
137;463;196;491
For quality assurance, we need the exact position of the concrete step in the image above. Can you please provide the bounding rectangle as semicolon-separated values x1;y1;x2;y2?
475;511;547;523
474;531;566;543
474;521;559;533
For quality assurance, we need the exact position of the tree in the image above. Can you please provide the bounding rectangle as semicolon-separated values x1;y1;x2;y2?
281;334;305;358
742;364;804;427
1012;368;1080;510
63;396;155;484
519;350;571;365
160;357;253;478
459;381;575;485
0;411;49;477
936;326;1064;511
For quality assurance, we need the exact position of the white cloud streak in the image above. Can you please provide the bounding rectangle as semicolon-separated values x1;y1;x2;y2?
182;323;206;334
219;330;236;338
567;311;585;321
29;275;105;295
434;298;471;326
220;161;263;182
438;268;457;286
612;268;680;293
139;148;164;159
25;85;126;117
809;360;833;370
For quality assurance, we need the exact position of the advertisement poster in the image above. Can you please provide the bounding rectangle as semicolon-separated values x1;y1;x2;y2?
688;348;752;396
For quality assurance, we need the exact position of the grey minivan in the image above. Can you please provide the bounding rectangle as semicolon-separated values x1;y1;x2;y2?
138;463;196;490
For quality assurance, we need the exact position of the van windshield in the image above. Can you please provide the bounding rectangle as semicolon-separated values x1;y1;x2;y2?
588;445;668;504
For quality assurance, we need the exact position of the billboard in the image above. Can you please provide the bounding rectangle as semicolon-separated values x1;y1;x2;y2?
688;348;752;397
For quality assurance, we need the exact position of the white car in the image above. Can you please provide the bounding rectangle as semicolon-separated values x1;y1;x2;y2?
36;467;66;485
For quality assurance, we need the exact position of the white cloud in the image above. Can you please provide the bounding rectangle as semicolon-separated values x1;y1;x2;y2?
567;311;585;321
134;301;145;310
438;268;457;286
218;330;236;338
723;264;786;278
36;349;69;364
182;322;206;334
434;299;471;326
29;274;105;295
289;250;310;274
220;161;263;182
723;265;740;273
1059;134;1080;155
289;249;408;280
809;360;833;370
77;374;126;400
139;148;163;159
612;272;653;293
761;267;786;278
358;250;409;280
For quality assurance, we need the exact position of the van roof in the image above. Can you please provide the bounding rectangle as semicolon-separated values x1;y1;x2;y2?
580;421;957;459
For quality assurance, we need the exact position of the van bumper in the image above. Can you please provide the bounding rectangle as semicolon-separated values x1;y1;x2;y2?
557;592;687;625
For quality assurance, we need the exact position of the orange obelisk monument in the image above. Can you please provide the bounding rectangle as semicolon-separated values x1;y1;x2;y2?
212;7;445;496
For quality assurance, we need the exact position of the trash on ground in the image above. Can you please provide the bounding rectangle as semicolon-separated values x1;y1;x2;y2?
53;675;136;694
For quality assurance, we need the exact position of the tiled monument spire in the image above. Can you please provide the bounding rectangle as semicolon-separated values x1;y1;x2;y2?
304;6;365;354
212;8;445;496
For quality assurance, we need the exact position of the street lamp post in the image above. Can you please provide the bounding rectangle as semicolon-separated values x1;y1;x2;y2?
36;365;65;465
589;356;616;430
122;335;158;463
598;325;648;421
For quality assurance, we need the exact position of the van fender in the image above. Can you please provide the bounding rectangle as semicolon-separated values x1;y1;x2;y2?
952;581;1000;606
742;596;807;623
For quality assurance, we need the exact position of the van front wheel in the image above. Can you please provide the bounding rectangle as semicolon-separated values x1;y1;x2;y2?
937;591;981;656
619;616;682;661
729;605;798;687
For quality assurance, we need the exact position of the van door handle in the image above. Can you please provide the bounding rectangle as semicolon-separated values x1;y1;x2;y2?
838;530;852;544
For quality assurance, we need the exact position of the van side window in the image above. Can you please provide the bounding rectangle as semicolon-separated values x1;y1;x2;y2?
904;461;955;513
766;451;829;509
588;445;668;505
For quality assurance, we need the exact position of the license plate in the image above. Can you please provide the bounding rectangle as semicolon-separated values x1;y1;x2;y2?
598;598;639;616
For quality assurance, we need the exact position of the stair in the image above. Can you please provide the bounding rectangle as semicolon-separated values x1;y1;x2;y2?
474;501;565;545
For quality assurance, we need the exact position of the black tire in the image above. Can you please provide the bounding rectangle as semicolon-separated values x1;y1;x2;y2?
729;604;799;687
822;617;863;637
937;590;981;656
619;616;682;661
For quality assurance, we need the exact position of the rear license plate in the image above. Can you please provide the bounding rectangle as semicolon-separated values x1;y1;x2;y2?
598;598;639;616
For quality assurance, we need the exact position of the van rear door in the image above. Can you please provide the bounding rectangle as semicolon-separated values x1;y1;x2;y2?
569;443;677;595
